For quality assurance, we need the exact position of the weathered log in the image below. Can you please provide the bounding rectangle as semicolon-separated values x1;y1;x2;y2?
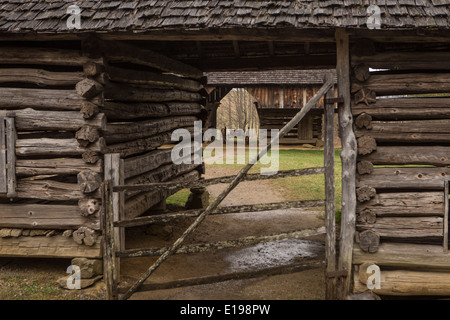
0;88;83;110
12;108;105;131
353;242;450;270
354;268;450;296
16;138;104;157
103;116;198;144
101;41;203;80
0;203;100;230
352;51;450;71
352;96;450;120
354;113;372;130
125;170;200;219
357;161;373;175
83;62;105;76
78;199;101;217
105;128;192;158
80;101;100;119
82;151;101;164
352;63;371;82
357;192;444;217
101;101;202;121
353;88;376;106
357;216;443;240
73;227;97;246
352;73;450;96
361;146;450;166
76;78;103;99
104;82;202;103
0;47;95;66
16;179;100;201
357;210;376;224
77;171;102;194
0;68;84;86
357;136;377;155
124;149;173;180
16;158;102;176
106;65;202;92
358;230;380;253
356;186;376;203
355;122;450;144
118;227;326;258
357;167;450;190
76;125;100;147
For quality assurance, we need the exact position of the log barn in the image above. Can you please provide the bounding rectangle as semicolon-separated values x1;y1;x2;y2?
0;0;448;299
206;69;337;145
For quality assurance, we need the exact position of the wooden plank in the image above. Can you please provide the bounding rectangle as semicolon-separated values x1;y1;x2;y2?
360;146;450;166
352;73;450;96
353;242;450;270
101;102;202;121
324;75;336;300
357;216;443;240
106;66;202;92
0;47;95;66
352;51;450;71
102;180;118;300
357;192;444;217
12;108;106;131
336;28;356;299
352;96;450;120
16;158;103;176
445;180;449;253
298;114;314;140
15;179;100;201
103;116;198;144
0;117;6;193
104;82;202;103
357;167;450;190
0;68;84;86
5;116;16;198
16;138;104;157
0;88;84;110
0;235;102;258
124;149;173;180
0;203;99;230
101;41;203;80
104;154;125;283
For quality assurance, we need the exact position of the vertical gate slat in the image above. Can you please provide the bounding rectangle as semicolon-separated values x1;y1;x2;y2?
5;115;17;198
0;117;6;194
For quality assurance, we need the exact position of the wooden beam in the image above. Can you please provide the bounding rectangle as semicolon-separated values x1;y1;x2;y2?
0;117;6;194
360;146;450;166
0;47;96;66
5;116;16;198
101;41;203;80
0;68;84;86
0;88;84;110
335;28;357;299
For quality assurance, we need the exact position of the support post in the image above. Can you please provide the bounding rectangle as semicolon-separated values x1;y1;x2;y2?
324;74;336;299
104;153;124;282
336;28;357;299
102;180;117;300
444;179;449;253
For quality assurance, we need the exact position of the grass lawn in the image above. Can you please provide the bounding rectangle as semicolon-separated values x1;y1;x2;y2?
167;147;342;214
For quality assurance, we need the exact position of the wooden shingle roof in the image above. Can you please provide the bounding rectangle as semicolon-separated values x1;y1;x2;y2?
0;0;448;33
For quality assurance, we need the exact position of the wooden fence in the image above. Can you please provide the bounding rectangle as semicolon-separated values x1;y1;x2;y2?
101;75;339;300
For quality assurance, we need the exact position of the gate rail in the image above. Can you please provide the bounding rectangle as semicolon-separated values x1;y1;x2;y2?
102;74;337;300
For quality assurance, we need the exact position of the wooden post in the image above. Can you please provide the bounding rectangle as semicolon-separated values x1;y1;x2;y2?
444;179;449;253
0;117;6;194
104;154;124;282
324;74;336;299
5;113;16;198
336;28;357;299
102;180;117;300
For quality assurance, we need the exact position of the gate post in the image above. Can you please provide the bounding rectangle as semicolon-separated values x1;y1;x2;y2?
104;154;125;285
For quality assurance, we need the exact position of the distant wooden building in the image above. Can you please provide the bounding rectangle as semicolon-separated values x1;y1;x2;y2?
206;70;337;145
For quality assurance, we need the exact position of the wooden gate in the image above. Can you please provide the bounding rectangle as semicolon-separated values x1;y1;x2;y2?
101;74;341;300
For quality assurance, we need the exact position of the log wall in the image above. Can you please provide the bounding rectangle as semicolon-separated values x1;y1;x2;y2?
350;40;450;297
0;40;205;258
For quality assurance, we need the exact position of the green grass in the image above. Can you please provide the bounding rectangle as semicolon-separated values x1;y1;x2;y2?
167;147;342;212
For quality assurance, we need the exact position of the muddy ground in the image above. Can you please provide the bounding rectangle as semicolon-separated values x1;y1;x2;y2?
0;166;328;300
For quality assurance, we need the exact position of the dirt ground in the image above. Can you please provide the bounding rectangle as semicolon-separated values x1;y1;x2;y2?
0;165;327;300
